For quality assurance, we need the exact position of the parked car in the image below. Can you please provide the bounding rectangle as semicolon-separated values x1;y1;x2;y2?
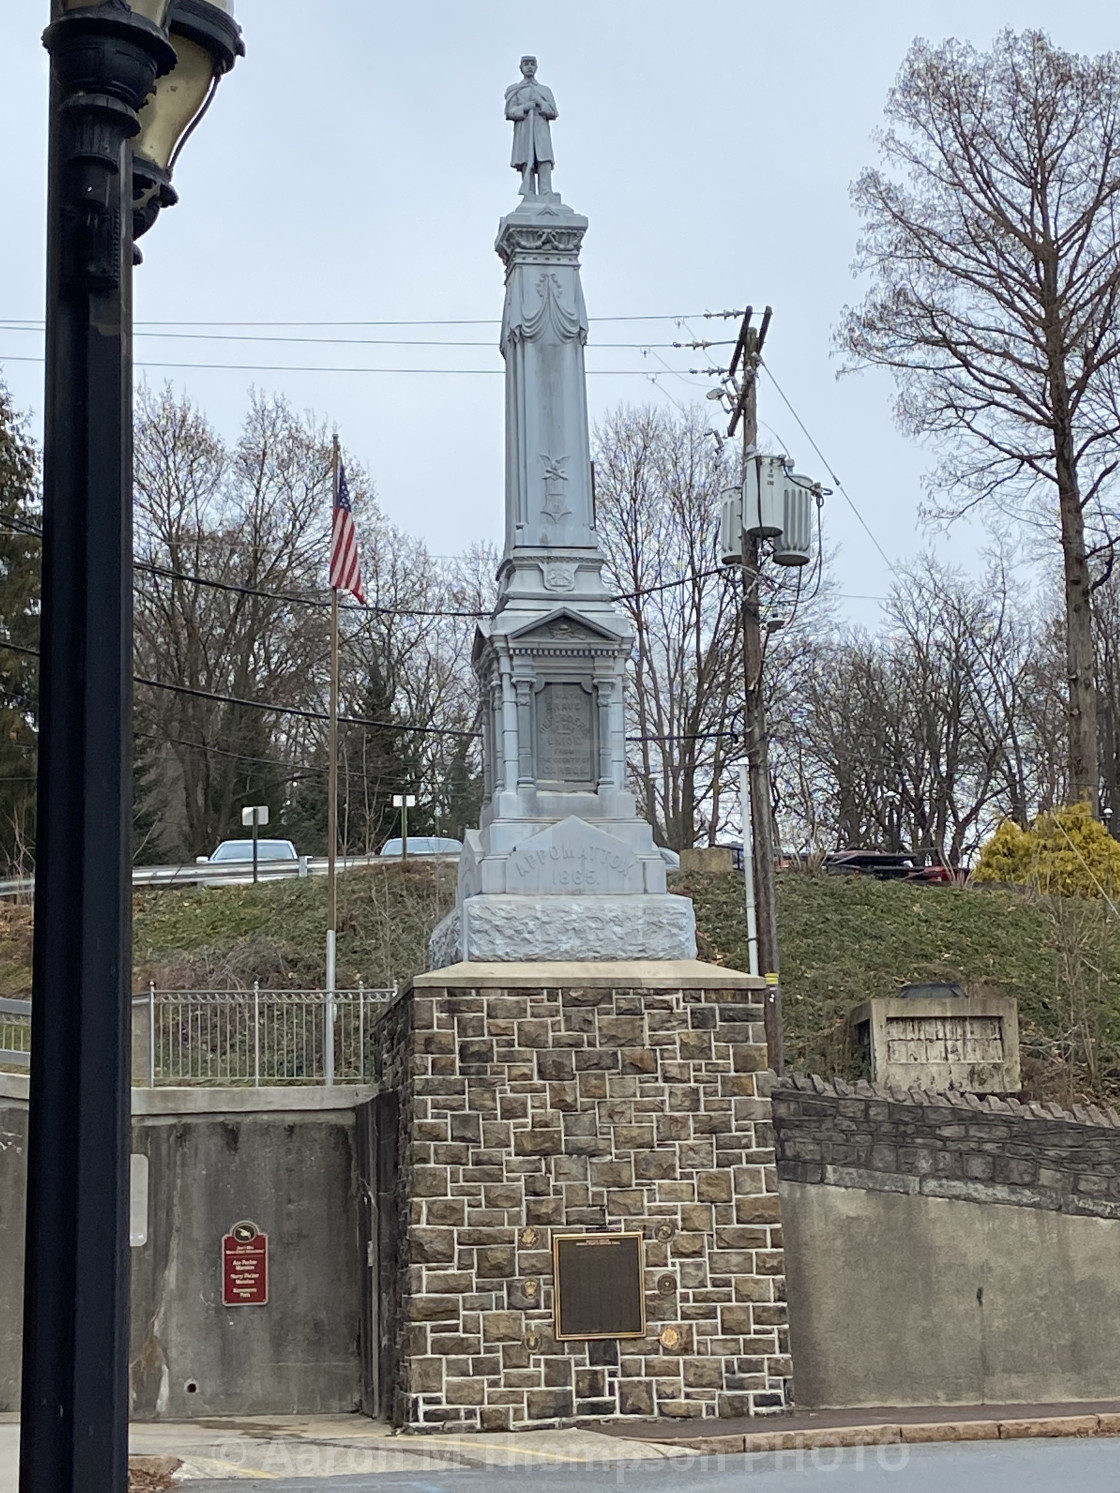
824;850;914;879
823;850;953;884
198;839;299;864
378;836;463;858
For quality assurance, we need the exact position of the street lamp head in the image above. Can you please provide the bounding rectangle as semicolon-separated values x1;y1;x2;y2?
46;1;178;114
133;0;244;237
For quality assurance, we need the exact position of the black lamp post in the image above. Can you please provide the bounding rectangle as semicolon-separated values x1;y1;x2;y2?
21;6;241;1492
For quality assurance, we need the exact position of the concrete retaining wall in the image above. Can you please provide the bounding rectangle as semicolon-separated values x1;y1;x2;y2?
0;1081;28;1413
0;1080;370;1419
774;1076;1120;1408
780;1179;1120;1408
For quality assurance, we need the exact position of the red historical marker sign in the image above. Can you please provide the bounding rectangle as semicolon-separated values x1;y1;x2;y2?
222;1220;268;1306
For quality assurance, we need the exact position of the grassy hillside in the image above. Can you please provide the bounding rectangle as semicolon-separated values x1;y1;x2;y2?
679;870;1120;1106
4;864;1119;1103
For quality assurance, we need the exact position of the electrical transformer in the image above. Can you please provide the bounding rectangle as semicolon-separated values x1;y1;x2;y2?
719;484;744;565
773;474;815;566
743;453;787;537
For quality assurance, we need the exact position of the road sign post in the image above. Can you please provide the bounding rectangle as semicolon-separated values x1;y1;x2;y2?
392;794;417;862
241;805;269;884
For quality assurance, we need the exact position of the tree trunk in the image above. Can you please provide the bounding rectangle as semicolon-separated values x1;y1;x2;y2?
1057;460;1099;811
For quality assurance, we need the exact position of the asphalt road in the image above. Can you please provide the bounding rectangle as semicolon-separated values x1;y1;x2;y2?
186;1436;1120;1492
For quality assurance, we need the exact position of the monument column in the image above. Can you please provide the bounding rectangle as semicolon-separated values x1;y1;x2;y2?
429;59;698;968
382;55;788;1435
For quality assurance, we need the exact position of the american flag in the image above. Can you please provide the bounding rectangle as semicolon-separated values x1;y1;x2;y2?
329;460;366;604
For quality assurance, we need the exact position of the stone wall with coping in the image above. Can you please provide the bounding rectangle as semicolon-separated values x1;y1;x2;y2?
773;1074;1120;1217
370;966;790;1430
773;1075;1120;1409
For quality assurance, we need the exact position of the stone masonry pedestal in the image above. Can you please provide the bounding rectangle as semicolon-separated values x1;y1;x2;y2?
370;962;790;1430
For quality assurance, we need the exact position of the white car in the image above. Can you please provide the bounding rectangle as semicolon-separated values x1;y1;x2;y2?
378;836;463;858
198;838;299;864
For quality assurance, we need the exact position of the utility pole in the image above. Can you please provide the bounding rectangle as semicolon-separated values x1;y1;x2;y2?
727;307;782;1072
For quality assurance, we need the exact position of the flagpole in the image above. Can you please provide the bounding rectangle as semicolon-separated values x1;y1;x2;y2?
325;434;340;1088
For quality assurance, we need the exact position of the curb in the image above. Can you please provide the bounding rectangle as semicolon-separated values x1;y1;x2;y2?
665;1412;1119;1456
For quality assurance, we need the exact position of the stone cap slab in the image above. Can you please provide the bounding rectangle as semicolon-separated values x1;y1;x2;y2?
5;1078;377;1113
412;959;765;990
131;1085;374;1116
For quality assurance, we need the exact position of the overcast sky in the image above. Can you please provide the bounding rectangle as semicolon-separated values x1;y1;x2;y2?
1;1;1116;625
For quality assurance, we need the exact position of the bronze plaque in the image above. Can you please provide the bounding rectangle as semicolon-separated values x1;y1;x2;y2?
552;1231;645;1340
535;682;594;784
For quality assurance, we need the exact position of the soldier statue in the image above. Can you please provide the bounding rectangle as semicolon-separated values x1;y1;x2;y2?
505;56;558;198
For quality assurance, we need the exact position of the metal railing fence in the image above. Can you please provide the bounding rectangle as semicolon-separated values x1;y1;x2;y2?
0;850;460;900
0;997;31;1070
137;985;397;1087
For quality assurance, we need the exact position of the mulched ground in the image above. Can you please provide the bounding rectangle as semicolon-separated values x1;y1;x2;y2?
128;1457;181;1491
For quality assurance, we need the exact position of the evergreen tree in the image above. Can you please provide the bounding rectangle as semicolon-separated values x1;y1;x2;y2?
0;381;40;872
339;653;412;852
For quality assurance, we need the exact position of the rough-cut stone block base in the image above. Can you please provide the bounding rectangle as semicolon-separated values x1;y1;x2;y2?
370;965;789;1430
428;894;697;969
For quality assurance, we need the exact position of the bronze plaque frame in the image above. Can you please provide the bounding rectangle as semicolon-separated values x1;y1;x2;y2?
552;1230;646;1340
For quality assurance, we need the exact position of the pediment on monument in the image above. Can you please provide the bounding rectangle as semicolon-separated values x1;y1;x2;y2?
508;609;617;647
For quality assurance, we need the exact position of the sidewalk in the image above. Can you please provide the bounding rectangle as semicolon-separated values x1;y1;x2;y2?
0;1415;690;1489
4;1404;1120;1488
600;1399;1120;1455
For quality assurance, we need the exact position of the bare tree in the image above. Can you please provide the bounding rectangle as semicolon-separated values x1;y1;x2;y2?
592;405;741;850
778;560;1041;864
133;387;333;855
840;30;1120;809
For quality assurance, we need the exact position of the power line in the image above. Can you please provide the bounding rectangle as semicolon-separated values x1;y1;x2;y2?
611;566;729;603
0;707;442;783
1;514;487;618
4;643;743;751
760;363;899;577
0;354;687;378
0;639;481;739
1;310;746;330
0;353;716;379
134;727;321;777
135;727;417;784
0;516;737;618
135;675;480;737
0;324;733;353
136;560;489;619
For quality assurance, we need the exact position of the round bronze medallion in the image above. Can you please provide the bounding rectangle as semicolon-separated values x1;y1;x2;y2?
655;1221;675;1243
660;1326;682;1350
525;1330;542;1351
657;1273;676;1296
523;1278;540;1298
519;1226;540;1247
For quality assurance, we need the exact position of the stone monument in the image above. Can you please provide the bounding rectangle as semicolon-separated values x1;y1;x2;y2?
370;65;789;1433
430;62;696;967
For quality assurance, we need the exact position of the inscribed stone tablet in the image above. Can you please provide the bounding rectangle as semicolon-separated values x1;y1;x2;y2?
553;1231;645;1339
536;682;594;783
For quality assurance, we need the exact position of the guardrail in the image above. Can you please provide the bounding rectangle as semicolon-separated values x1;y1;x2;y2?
0;996;31;1070
0;850;459;900
134;985;398;1087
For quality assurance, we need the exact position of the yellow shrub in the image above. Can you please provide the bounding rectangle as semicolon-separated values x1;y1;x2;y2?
974;803;1120;899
